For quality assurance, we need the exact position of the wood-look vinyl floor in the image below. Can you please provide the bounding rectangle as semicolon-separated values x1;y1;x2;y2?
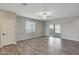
0;37;79;55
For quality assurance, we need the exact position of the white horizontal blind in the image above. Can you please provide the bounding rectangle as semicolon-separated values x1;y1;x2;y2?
25;21;35;33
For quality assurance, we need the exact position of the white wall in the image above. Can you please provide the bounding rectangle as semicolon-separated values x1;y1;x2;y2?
45;16;79;41
16;16;44;41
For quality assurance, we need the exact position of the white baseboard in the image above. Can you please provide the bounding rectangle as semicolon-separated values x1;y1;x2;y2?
45;34;79;42
61;37;79;41
17;35;44;41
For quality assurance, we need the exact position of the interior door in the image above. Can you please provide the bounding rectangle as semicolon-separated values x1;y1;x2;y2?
1;11;16;47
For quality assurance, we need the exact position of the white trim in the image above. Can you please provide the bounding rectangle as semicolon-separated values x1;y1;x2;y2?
45;34;79;42
61;37;79;41
16;35;44;41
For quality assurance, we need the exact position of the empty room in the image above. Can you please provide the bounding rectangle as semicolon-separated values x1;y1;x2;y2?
0;3;79;55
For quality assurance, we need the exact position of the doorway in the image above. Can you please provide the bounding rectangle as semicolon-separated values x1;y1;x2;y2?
49;24;61;38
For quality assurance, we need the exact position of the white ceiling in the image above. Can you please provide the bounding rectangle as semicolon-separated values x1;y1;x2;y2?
0;3;79;20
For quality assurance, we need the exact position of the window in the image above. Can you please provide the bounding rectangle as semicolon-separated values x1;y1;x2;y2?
49;24;61;34
49;25;54;29
55;25;61;33
25;21;35;33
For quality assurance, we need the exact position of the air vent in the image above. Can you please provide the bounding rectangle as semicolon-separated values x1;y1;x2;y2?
22;3;27;6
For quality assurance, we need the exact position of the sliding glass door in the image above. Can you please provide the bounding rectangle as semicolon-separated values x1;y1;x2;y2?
49;24;61;38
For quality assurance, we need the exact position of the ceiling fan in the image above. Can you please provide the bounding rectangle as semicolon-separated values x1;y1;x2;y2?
37;11;52;20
